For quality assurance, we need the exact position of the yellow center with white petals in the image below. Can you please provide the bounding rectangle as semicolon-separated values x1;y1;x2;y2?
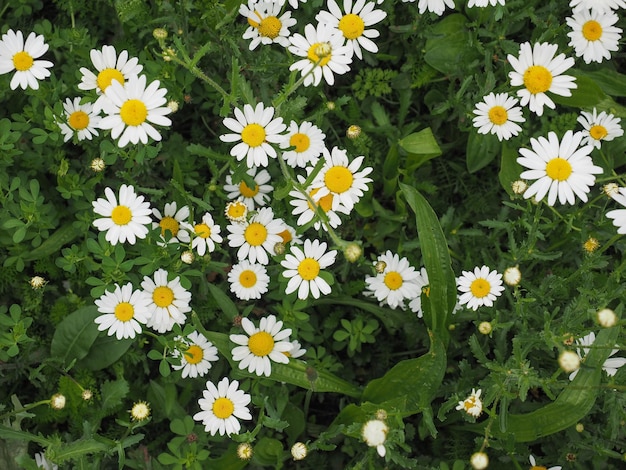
239;269;257;288
470;279;490;298
13;51;33;71
184;344;204;364
307;42;332;66
212;397;235;419
194;223;211;238
153;286;174;308
111;205;132;225
248;331;274;356
244;222;268;246
114;302;134;321
290;132;311;153
463;396;478;412
523;65;553;94
120;99;148;126
239;181;260;198
589;124;608;141
258;16;282;39
545;157;572;181
97;68;125;91
308;188;334;213
384;271;403;290
488;106;508;125
530;466;547;470
339;13;365;40
278;229;292;243
582;20;602;41
160;216;180;237
69;111;90;130
298;258;320;280
241;123;266;147
226;202;247;220
324;166;354;194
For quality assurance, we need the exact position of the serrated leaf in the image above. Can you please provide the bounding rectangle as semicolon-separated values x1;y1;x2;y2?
50;307;100;366
100;379;129;413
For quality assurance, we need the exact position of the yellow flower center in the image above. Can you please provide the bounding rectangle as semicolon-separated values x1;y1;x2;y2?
463;396;478;411
159;216;180;237
530;466;547;470
68;110;90;130
111;205;132;225
278;229;292;243
298;258;320;281
488;106;508;126
184;344;204;364
545;157;572;181
153;286;174;308
96;68;125;91
241;123;266;147
582;20;603;41
324;166;354;194
226;201;247;220
120;99;148;126
470;279;491;298
13;51;33;71
244;222;268;246
248;331;274;356
239;180;260;198
307;42;332;66
194;223;211;238
308;188;334;213
239;269;257;288
338;13;365;40
258;16;282;39
523;65;553;94
114;302;135;321
212;397;235;419
384;271;403;290
423;286;431;297
290;132;311;153
589;124;608;141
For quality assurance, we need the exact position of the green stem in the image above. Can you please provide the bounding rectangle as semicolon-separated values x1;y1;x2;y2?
0;399;50;421
164;50;228;99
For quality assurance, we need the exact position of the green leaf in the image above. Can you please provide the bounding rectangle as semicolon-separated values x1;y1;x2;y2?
22;223;80;261
54;439;110;463
398;128;442;156
207;282;239;320
251;437;282;466
466;131;500;173
424;14;481;76
78;337;133;371
100;379;129;413
498;143;523;197
580;68;626;97
551;73;606;108
50;307;100;366
0;424;53;446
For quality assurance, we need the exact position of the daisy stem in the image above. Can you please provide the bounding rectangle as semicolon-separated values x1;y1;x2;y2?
545;204;580;232
272;59;324;111
0;399;51;421
599;234;621;254
164;48;228;99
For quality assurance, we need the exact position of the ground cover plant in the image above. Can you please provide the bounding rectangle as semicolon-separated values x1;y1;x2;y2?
1;0;625;468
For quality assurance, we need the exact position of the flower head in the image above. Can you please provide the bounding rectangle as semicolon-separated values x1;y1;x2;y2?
281;239;338;300
507;42;576;116
171;331;219;378
227;207;284;265
141;269;192;333
365;251;423;309
58;98;101;142
597;308;617;328
230;314;292;376
225;199;249;223
566;9;622;64
0;29;53;90
457;266;505;311
237;442;253;460
192;212;223;256
606;187;626;234
224;167;273;210
29;276;47;289
94;283;151;340
529;454;562;470
472;92;525;141
361;419;388;457
92;184;152;245
193;377;252;436
568;331;626;380
280;120;327;168
503;266;521;286
228;260;270;300
413;0;456;16
289;175;349;231
577;108;623;149
559;350;581;373
456;388;483;417
78;45;142;94
50;393;66;410
517;131;603;206
240;0;297;50
291;442;308;460
470;452;489;470
130;401;151;421
152;201;191;245
570;0;626;13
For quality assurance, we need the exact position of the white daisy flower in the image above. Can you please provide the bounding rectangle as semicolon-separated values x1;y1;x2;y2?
193;377;252;436
58;97;102;142
224;167;273;210
230;314;293;376
228;260;270;300
406;267;430;318
224;199;249;223
401;0;455;16
468;0;505;6
284;339;307;359
364;251;422;309
141;268;192;333
507;42;576;116
276;219;303;246
280;120;327;168
310;147;373;213
529;455;562;470
152;201;192;245
517;130;603;206
577;108;624;149
92;184;152;245
0;29;53;90
171;331;219;379
457;266;504;311
281;239;338;300
455;388;483;418
220;103;286;168
78;45;142;94
606;187;626;234
288;23;353;87
239;0;297;50
34;452;58;470
94;283;151;340
192;212;223;256
472;92;525;141
227;207;284;265
98;74;172;147
289;175;349;231
570;0;626;13
566;9;622;64
569;331;626;380
316;0;387;60
362;420;388;457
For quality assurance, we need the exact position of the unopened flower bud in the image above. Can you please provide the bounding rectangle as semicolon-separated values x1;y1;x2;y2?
153;28;168;40
503;266;521;286
50;393;66;410
274;242;285;256
583;237;600;253
81;389;93;401
314;42;331;58
575;423;584;432
470;452;489;470
478;321;492;335
346;125;361;140
597;308;617;328
558;350;580;373
375;409;387;421
90;158;106;172
237;443;253;460
130;401;151;421
291;442;307;460
511;180;528;195
167;100;179;113
375;261;387;273
181;250;195;264
603;183;619;198
326;101;335;111
29;276;47;290
344;243;362;263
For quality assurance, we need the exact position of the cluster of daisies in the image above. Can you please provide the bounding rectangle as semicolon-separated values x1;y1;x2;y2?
0;30;172;148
